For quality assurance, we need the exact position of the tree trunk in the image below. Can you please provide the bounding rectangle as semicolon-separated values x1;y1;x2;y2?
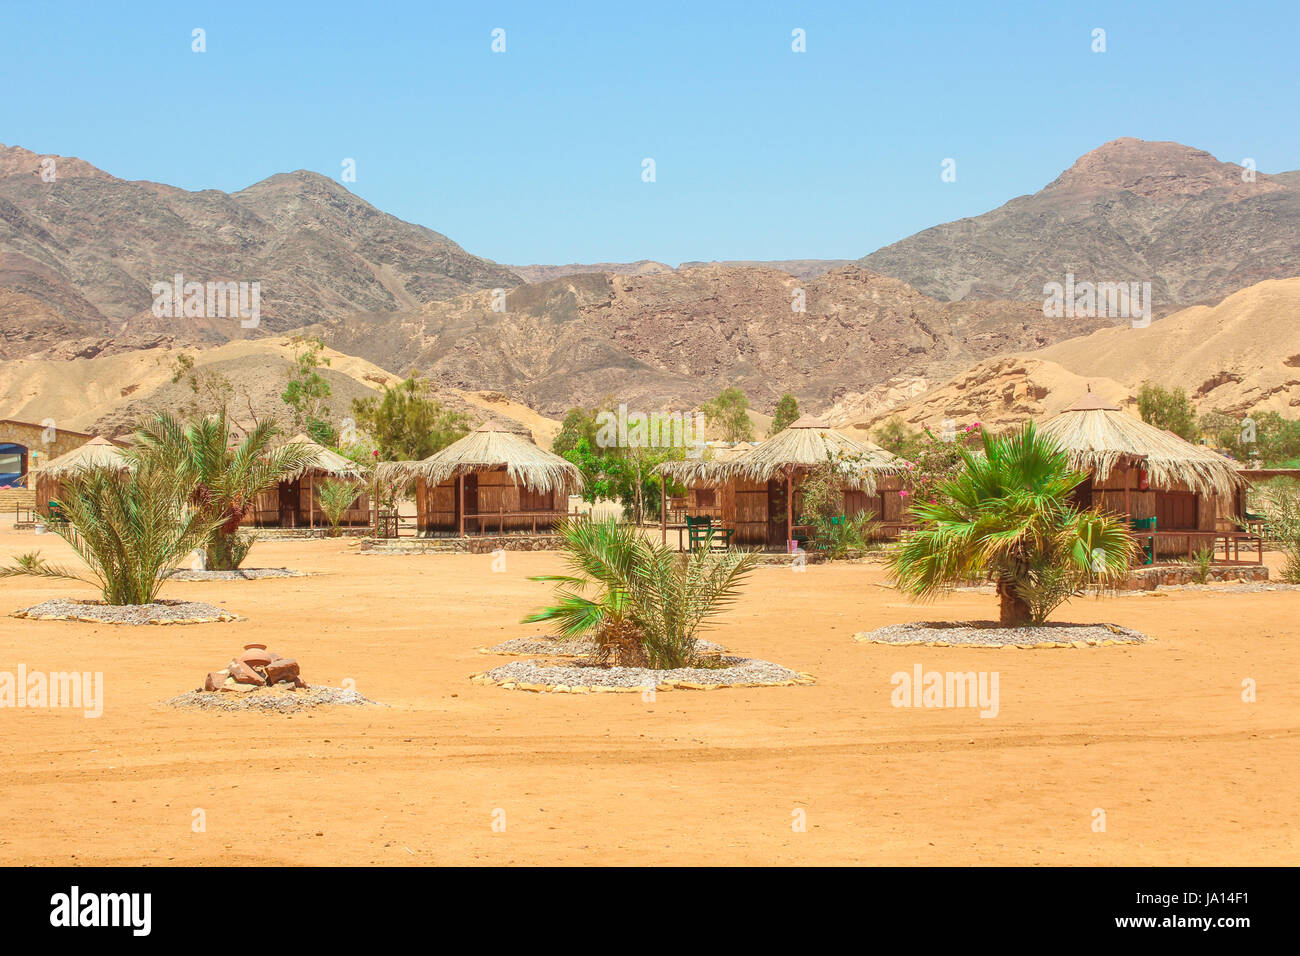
998;583;1033;627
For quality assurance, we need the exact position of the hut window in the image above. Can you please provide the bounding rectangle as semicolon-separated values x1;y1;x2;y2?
519;487;551;512
694;488;716;509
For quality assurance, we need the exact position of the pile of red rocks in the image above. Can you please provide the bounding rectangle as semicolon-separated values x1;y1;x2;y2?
202;643;307;694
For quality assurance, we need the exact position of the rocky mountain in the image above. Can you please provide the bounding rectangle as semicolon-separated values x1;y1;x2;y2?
0;143;521;353
837;276;1300;435
308;264;1117;417
858;138;1300;312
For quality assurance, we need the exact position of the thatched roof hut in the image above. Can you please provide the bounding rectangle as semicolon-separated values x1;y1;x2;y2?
34;436;129;478
30;436;131;518
281;433;364;480
657;442;757;487
1039;393;1249;555
722;416;906;492
1039;394;1244;498
381;421;582;536
386;421;582;495
248;434;366;529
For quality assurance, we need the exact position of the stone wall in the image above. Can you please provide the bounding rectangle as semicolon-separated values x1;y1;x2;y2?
358;534;563;554
1119;564;1269;590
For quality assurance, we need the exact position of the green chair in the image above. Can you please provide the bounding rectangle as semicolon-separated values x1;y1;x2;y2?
1129;516;1156;565
47;501;66;524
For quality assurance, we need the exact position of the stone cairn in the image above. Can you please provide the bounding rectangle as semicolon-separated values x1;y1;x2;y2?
202;643;307;694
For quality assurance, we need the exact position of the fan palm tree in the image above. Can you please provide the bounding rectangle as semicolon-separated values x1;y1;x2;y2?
130;412;318;570
0;462;220;604
889;422;1136;625
524;519;758;668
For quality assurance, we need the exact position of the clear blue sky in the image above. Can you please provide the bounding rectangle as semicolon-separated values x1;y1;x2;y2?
2;0;1296;266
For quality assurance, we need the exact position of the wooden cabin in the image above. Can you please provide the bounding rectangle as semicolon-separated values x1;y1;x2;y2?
1039;394;1250;561
660;418;908;550
247;434;369;529
387;421;583;537
30;436;130;517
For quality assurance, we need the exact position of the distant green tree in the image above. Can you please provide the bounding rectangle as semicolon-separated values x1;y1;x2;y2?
281;336;336;444
351;376;468;461
552;407;600;456
1136;383;1198;442
701;387;755;442
769;394;800;436
874;416;921;458
1202;409;1300;466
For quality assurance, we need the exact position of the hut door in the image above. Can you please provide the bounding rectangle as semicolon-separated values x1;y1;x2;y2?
766;479;787;548
463;474;479;517
278;480;299;528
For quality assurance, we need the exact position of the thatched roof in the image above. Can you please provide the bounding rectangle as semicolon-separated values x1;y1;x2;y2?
721;416;905;491
1039;395;1245;496
656;443;758;486
32;436;129;479
380;420;583;495
281;433;364;480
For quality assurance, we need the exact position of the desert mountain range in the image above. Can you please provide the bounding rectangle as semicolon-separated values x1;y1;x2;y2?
859;138;1300;312
1;137;1298;443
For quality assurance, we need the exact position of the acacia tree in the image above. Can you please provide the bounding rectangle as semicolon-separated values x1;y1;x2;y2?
701;387;755;442
351;376;468;460
769;394;799;436
281;335;335;445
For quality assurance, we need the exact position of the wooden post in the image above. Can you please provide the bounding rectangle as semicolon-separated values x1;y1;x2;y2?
660;474;667;545
1123;465;1131;521
308;474;314;528
457;474;465;537
786;468;795;554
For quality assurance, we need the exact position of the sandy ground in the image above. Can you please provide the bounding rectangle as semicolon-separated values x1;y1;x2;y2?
0;525;1295;866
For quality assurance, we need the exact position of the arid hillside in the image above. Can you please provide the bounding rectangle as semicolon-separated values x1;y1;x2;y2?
309;264;1112;417
838;276;1300;434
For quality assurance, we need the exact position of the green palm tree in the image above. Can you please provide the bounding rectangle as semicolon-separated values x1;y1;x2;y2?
524;519;758;668
130;412;318;570
889;422;1136;625
314;478;361;537
0;463;220;604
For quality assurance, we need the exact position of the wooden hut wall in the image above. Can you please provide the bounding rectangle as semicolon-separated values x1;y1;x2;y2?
34;474;61;517
418;469;563;535
301;479;370;525
1087;472;1223;558
417;478;457;533
687;485;721;517
725;478;770;546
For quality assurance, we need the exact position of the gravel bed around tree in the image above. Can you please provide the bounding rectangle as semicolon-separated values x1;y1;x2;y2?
165;568;306;581
163;686;378;712
1120;582;1300;595
852;621;1149;648
480;634;726;657
12;599;238;625
471;656;815;692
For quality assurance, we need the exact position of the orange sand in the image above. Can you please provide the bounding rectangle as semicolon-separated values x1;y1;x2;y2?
0;526;1296;866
